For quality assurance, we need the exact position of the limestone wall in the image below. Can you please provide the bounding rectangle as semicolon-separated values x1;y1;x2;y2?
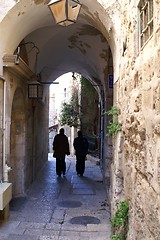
111;1;160;239
1;68;49;195
0;0;15;22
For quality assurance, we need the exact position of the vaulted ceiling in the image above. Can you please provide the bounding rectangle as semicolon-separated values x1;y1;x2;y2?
0;0;119;85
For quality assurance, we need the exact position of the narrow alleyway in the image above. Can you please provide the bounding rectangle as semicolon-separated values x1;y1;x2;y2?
0;154;111;240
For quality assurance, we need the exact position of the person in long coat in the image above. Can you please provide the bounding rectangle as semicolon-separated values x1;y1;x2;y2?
73;130;89;176
53;128;70;177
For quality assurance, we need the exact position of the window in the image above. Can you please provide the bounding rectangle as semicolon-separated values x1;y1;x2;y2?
138;0;153;48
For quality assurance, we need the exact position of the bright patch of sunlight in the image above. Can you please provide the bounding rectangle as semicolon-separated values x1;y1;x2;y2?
49;72;73;127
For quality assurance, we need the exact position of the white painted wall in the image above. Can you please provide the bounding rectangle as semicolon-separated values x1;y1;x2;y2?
48;72;74;153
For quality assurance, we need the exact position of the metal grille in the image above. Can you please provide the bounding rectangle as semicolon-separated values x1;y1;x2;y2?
138;0;153;48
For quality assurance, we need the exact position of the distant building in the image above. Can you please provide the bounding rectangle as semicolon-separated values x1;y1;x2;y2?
48;72;78;153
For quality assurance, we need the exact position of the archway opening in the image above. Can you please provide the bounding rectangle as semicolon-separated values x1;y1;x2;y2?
1;0;115;196
48;72;100;158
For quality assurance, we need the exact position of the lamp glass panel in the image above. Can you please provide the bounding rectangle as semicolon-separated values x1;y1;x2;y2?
68;3;81;21
28;85;38;98
68;0;80;6
49;0;67;23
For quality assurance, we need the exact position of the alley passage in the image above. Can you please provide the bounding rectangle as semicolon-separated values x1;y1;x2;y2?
0;154;111;240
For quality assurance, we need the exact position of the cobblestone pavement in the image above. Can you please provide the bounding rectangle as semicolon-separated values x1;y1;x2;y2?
0;154;111;240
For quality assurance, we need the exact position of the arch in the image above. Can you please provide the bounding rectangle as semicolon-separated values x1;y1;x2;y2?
1;0;115;193
10;87;26;196
0;0;120;80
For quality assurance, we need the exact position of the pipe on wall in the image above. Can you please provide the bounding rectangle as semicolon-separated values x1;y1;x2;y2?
0;75;6;180
0;75;11;182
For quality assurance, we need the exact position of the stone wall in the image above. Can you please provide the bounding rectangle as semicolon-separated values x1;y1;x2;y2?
111;1;160;239
1;68;49;196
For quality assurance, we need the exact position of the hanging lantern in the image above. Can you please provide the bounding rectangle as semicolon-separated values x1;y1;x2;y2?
28;81;43;99
48;0;81;26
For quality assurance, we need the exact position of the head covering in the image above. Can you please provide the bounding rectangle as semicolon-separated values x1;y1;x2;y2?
78;130;83;137
59;128;64;135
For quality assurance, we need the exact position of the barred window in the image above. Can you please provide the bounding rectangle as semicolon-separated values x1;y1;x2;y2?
138;0;153;48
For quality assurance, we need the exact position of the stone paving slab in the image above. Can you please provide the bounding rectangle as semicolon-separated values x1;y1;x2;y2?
0;154;111;240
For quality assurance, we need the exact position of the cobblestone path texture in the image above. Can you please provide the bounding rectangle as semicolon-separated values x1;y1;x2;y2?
0;154;111;240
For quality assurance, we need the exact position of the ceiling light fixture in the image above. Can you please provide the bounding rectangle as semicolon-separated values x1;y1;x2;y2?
48;0;81;26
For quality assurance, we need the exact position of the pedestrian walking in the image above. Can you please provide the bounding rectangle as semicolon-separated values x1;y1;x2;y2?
73;130;89;176
53;128;70;177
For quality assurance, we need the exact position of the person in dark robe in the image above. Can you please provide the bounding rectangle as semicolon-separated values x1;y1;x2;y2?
73;130;89;176
53;128;70;177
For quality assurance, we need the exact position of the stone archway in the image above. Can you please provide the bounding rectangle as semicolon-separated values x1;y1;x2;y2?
0;0;116;199
10;88;26;196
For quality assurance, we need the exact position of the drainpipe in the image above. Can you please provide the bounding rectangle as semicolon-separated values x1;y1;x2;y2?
0;76;11;182
100;89;105;165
